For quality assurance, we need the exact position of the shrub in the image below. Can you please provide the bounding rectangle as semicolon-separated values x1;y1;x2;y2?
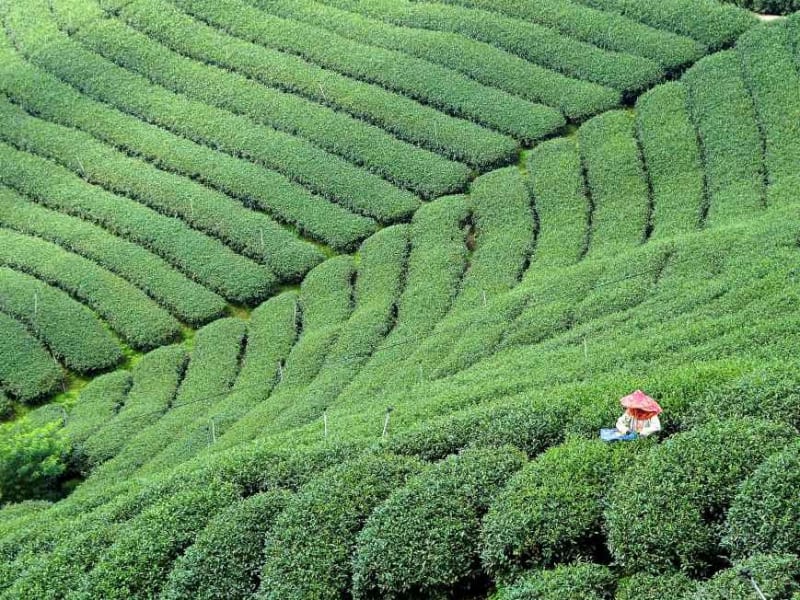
527;138;588;268
135;292;300;471
635;82;704;237
614;571;697;600
688;554;800;599
492;563;616;600
10;5;422;224
0;266;123;372
684;51;765;227
571;0;756;49
435;0;704;68
62;371;132;450
451;168;533;312
0;311;62;402
737;21;800;206
0;419;67;504
77;15;472;200
172;0;570;130
0;142;274;304
78;344;187;470
724;440;800;558
258;453;424;599
720;0;800;15
0;48;377;253
82;481;240;599
0;227;179;351
267;0;619;121
605;418;796;575
681;359;800;430
344;0;663;93
0;185;226;325
115;0;516;169
161;490;291;600
0;391;12;421
352;447;526;599
97;318;248;479
1;93;323;282
579;110;649;257
480;439;635;581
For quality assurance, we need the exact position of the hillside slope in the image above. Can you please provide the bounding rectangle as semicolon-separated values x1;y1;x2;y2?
1;1;800;599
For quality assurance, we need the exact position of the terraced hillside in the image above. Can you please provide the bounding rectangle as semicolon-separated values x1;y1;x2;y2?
1;0;800;598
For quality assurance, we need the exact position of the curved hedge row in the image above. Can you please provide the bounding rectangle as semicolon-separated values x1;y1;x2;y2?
0;227;180;351
117;0;517;170
724;440;800;559
0;185;226;325
322;0;663;93
579;109;650;257
720;0;799;14
688;554;800;600
258;453;424;599
526;138;588;268
480;439;631;581
684;50;765;227
74;10;472;199
0;44;378;252
605;418;796;575
162;490;291;600
0;267;123;373
434;0;705;67
352;447;526;599
77;344;187;470
0;311;62;402
173;0;571;129
493;563;616;600
7;1;421;222
614;571;696;600
62;371;132;449
0;141;274;304
635;82;704;237
139;293;300;471
93;318;247;481
0;95;322;281
82;481;240;598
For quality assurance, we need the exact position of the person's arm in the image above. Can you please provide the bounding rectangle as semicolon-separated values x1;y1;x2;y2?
639;415;662;437
616;413;630;434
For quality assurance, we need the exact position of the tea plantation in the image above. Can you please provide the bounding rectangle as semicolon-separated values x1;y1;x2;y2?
1;0;799;597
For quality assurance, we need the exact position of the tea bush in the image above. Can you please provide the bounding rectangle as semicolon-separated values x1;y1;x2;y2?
493;563;615;600
352;447;526;599
605;418;796;575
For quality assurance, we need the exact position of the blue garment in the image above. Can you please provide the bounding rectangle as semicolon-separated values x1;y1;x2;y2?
600;428;638;442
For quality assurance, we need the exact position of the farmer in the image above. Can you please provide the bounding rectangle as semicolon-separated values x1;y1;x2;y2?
615;390;662;437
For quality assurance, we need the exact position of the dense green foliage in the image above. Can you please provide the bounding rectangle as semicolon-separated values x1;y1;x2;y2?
259;454;424;599
724;441;800;558
688;554;800;599
1;2;800;599
161;490;291;600
0;419;67;504
352;447;526;599
720;0;799;14
480;439;631;580
605;419;796;575
493;563;616;600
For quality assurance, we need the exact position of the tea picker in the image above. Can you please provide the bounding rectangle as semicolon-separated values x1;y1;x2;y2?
600;390;662;442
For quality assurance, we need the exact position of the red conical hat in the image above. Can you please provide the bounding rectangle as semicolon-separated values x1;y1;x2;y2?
620;390;662;415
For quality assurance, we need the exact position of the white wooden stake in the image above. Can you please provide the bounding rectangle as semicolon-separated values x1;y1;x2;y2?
210;418;216;444
583;337;588;359
482;290;487;307
323;411;328;439
382;407;393;438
